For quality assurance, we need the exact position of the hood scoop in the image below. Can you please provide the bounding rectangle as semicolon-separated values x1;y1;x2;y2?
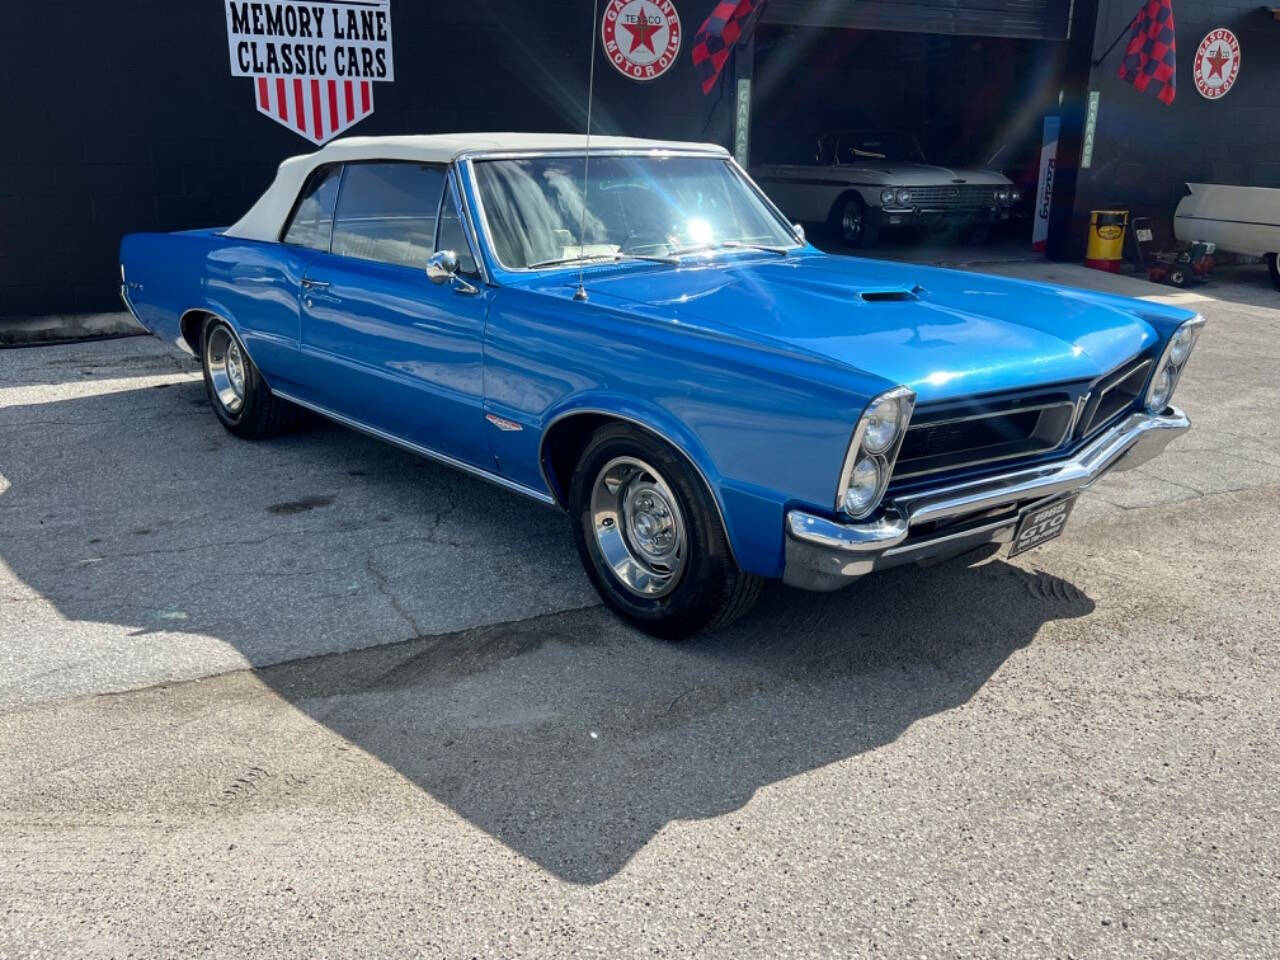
858;285;925;303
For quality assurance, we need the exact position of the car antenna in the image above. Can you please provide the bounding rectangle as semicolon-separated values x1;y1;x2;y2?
573;0;600;303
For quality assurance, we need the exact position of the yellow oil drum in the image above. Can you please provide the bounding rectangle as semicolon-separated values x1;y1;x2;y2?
1085;210;1128;272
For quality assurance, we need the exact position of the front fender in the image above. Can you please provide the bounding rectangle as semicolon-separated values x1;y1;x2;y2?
537;393;794;578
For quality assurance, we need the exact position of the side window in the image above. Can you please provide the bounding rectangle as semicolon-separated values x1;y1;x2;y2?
282;164;342;251
435;177;479;277
331;162;446;269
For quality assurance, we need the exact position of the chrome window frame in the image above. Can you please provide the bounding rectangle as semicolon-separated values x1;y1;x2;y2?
456;148;804;276
435;165;488;284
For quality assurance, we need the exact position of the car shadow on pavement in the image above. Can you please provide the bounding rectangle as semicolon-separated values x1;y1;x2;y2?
1;381;1096;885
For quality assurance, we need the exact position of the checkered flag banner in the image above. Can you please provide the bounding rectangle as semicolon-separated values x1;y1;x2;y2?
1117;0;1177;105
691;0;769;95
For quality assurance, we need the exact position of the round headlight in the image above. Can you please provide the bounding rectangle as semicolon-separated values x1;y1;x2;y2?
1146;365;1173;412
880;187;896;206
842;457;882;516
1010;189;1022;202
1168;325;1196;366
895;187;912;205
861;396;902;454
996;188;1011;204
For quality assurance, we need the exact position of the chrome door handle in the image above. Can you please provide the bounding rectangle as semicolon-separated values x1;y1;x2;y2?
300;278;330;290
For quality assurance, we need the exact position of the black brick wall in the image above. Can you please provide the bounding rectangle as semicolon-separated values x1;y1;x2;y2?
1074;0;1280;251
0;0;728;318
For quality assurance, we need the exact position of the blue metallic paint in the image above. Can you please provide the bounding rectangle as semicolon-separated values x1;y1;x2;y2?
119;157;1198;584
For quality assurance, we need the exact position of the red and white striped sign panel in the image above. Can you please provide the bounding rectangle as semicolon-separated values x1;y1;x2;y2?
226;1;393;145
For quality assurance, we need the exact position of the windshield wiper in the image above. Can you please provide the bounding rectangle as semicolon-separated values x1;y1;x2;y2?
528;242;791;270
527;253;627;269
663;240;794;259
527;252;683;269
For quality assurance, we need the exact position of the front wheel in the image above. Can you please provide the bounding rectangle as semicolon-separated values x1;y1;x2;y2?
569;424;763;640
1268;253;1280;290
831;195;880;248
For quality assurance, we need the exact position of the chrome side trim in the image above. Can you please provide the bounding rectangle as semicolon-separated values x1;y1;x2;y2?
271;389;558;508
536;407;739;566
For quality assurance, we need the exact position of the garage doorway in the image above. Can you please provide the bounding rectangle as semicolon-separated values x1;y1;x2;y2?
746;20;1074;265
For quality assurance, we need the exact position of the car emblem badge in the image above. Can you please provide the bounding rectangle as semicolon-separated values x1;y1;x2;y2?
485;413;523;432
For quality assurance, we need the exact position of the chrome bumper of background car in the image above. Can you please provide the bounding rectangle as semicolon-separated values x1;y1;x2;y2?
783;406;1190;591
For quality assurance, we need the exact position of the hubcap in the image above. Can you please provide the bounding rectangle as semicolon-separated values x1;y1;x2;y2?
590;456;688;598
206;325;246;415
842;203;863;243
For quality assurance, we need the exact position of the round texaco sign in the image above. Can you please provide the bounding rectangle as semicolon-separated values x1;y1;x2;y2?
601;0;682;81
1193;28;1241;100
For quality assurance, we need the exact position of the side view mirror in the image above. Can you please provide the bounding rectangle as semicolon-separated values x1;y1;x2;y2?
793;224;805;243
426;250;479;294
426;249;460;285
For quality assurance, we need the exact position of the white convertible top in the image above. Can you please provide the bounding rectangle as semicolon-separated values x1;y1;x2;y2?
224;132;728;242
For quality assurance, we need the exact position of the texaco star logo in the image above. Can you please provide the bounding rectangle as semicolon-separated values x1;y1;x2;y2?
1194;28;1241;100
602;0;681;81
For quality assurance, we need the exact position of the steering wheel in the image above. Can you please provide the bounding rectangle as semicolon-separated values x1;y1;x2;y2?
620;229;674;255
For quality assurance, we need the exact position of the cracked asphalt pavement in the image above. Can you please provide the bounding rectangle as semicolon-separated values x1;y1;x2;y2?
1;262;1278;958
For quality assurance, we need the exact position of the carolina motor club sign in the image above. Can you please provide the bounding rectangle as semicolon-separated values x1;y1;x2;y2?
225;1;394;144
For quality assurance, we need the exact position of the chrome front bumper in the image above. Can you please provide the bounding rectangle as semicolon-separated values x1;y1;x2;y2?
784;406;1190;591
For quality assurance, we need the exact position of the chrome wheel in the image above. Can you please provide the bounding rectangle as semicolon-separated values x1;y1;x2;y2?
590;456;688;598
206;325;246;415
841;201;863;244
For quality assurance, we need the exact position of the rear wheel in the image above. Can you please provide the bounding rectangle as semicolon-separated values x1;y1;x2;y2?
201;318;295;438
1268;253;1280;290
569;424;762;640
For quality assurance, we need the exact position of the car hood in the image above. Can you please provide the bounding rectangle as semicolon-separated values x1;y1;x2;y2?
521;253;1163;404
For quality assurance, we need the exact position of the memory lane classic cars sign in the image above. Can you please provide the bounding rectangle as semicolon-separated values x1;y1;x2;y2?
602;0;682;81
224;1;395;144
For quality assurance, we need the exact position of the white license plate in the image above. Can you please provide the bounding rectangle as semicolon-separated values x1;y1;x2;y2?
1009;496;1076;557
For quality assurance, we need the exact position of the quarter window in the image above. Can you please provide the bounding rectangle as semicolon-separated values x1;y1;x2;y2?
331;162;446;269
435;177;478;277
281;164;342;251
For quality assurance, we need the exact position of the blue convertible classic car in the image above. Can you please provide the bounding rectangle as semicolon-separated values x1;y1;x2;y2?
119;133;1202;638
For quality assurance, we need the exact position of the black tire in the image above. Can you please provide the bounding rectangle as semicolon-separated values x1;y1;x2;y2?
569;423;763;640
829;194;880;248
200;317;295;439
1268;253;1280;290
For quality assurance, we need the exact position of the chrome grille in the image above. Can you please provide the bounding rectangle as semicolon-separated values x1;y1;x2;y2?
905;184;1000;209
893;395;1075;480
1077;358;1152;439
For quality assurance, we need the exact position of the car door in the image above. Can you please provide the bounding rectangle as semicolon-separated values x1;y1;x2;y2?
205;163;342;392
297;161;492;468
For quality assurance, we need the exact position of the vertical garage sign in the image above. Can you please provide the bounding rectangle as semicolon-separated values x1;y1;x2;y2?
225;1;394;145
1031;115;1059;253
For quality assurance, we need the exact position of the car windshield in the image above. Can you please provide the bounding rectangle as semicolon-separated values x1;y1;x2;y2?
833;131;926;164
471;154;798;270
